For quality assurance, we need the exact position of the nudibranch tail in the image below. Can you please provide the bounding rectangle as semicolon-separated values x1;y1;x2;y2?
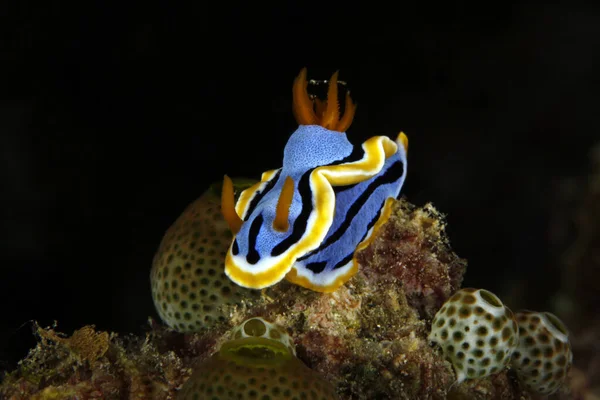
273;176;294;232
292;67;356;132
221;175;243;234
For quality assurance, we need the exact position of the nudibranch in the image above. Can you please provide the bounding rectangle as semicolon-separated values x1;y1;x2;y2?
221;68;408;292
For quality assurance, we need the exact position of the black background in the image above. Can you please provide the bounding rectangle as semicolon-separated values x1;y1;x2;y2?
1;2;599;372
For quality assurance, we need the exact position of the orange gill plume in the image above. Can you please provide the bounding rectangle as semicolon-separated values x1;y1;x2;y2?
221;175;243;234
292;68;356;132
273;176;294;232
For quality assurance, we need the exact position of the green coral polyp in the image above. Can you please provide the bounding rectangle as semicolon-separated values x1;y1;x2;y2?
221;338;293;365
176;317;339;400
229;317;296;356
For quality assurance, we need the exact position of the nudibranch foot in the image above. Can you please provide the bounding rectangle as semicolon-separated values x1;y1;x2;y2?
222;69;409;292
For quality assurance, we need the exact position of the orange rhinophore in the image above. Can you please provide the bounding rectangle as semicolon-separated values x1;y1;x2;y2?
292;68;356;132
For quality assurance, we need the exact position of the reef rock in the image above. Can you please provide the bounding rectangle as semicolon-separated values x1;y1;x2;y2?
1;198;536;400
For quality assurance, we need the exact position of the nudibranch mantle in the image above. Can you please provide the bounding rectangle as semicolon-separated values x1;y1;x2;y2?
222;68;408;292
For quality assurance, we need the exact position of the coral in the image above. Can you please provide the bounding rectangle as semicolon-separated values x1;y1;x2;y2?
177;317;338;399
150;179;261;332
428;288;518;384
229;317;296;355
0;322;193;399
1;198;534;399
355;200;466;319
511;311;573;395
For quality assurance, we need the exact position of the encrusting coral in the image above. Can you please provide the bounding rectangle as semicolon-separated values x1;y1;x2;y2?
1;197;541;400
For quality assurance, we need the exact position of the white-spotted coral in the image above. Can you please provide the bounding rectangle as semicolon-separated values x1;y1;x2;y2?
177;317;339;400
511;310;573;395
428;288;519;383
150;179;259;332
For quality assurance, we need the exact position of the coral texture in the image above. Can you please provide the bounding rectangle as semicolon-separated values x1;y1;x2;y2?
511;311;573;395
178;317;338;400
429;288;518;384
151;180;260;333
1;199;535;400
